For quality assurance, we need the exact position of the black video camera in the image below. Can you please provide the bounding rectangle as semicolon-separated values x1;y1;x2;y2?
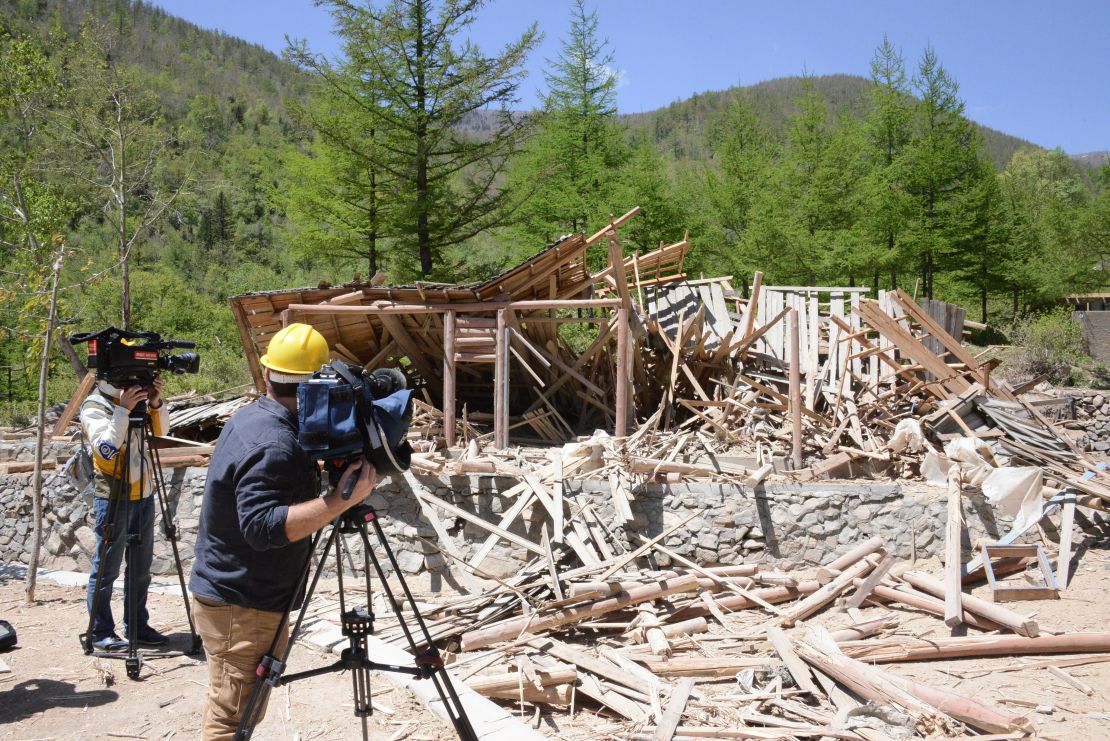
70;327;200;388
298;360;413;496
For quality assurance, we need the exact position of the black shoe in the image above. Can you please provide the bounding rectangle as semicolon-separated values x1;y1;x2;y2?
129;625;168;647
92;633;127;652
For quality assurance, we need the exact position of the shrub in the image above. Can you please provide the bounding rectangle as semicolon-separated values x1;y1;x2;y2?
1001;309;1088;385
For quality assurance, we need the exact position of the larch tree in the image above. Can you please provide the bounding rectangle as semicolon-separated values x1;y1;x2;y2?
509;0;629;247
903;45;979;299
290;0;539;279
860;35;914;291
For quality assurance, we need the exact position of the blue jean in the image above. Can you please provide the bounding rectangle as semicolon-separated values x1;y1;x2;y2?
87;494;155;640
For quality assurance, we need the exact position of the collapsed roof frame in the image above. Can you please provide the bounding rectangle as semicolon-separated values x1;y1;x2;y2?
228;208;693;447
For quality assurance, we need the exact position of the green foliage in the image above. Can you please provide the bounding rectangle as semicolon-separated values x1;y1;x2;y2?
286;0;540;280
508;0;630;250
1001;309;1089;385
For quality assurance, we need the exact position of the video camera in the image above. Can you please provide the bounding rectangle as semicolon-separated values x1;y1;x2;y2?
70;327;200;388
297;360;414;495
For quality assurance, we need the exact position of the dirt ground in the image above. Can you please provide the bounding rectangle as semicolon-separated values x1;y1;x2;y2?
5;522;1110;739
0;578;456;741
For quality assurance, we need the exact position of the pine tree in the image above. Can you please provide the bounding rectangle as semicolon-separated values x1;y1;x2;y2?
508;0;629;247
859;35;914;290
288;0;539;279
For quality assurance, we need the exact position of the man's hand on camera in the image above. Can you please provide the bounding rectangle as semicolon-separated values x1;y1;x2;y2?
119;385;149;411
147;376;165;409
335;458;377;509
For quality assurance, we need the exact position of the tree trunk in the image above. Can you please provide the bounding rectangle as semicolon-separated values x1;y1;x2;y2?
117;107;130;330
980;286;988;326
26;241;66;604
59;339;88;380
415;0;432;278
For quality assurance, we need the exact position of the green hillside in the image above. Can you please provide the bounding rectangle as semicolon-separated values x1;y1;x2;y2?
624;74;1036;169
0;0;1105;419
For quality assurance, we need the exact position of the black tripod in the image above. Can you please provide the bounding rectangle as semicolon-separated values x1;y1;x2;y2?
80;400;201;679
235;503;477;741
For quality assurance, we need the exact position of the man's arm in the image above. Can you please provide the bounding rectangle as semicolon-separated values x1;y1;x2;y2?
284;460;376;543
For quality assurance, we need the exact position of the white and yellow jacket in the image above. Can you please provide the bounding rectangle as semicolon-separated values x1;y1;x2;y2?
79;385;169;500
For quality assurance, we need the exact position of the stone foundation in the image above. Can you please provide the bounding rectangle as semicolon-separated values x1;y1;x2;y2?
1;446;1014;579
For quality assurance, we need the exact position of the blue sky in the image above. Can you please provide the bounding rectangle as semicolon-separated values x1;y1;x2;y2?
152;0;1109;154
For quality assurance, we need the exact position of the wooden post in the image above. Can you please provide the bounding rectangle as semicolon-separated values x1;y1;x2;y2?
494;309;509;449
442;310;456;448
789;308;802;470
945;466;964;627
615;307;630;437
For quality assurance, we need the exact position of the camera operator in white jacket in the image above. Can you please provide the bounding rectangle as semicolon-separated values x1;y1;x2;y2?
80;376;169;651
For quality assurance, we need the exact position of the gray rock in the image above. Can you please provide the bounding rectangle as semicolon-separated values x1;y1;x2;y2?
74;525;97;554
395;550;425;574
46;531;64;556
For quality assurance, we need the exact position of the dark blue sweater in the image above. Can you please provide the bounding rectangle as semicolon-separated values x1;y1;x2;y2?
189;396;320;612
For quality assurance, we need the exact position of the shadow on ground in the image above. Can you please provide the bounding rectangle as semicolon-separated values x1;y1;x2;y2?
0;678;118;723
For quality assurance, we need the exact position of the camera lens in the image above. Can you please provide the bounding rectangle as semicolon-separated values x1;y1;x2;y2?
161;351;201;375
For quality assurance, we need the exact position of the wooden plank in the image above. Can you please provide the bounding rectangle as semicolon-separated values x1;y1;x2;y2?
856;299;969;396
52;372;96;436
653;677;695;741
766;627;821;698
1058;495;1076;589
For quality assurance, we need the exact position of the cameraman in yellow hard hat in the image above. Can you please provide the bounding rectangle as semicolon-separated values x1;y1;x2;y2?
189;323;377;739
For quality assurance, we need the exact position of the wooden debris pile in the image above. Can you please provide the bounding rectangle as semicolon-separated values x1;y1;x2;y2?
359;528;1110;738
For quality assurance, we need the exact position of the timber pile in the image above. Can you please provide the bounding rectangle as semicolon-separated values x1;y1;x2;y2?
357;528;1110;738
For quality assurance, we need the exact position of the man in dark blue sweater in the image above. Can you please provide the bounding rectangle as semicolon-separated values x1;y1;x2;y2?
189;324;376;740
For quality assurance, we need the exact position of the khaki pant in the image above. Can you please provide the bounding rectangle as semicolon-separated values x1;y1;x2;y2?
194;597;288;741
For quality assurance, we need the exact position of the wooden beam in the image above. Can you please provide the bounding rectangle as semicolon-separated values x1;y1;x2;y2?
442;311;457;448
945;466;964;627
52;372;96;437
607;224;634;314
652;677;695;741
789;308;802;470
616;307;630;437
286;298;621;315
494;309;509;449
377;314;441;391
231;300;266;392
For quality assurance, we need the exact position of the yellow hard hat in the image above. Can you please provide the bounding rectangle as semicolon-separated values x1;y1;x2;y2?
260;323;329;382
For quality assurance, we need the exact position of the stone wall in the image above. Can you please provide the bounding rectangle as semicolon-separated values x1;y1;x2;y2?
1057;388;1110;453
1;447;1014;578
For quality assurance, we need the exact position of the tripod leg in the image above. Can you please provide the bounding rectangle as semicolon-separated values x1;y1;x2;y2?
356;510;478;741
235;523;338;740
146;427;202;654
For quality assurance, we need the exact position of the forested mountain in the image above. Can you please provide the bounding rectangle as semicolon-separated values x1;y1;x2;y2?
624;74;1036;170
0;0;1105;418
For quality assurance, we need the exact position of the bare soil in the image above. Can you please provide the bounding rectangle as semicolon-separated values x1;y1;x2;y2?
0;578;455;741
